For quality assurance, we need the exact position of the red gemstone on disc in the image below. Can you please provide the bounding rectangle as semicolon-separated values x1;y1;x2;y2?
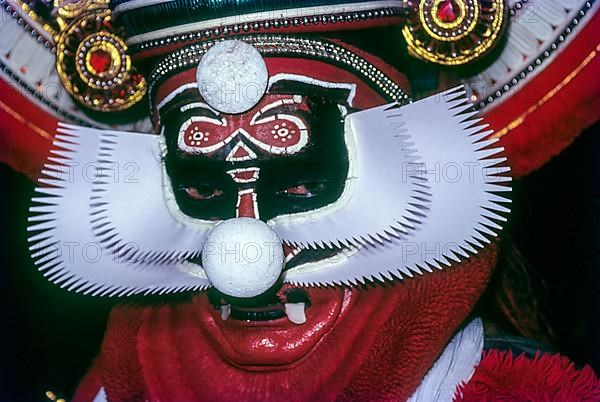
89;49;112;74
437;0;459;23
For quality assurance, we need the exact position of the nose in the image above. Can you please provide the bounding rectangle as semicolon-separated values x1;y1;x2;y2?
226;167;261;219
236;188;259;219
201;217;284;298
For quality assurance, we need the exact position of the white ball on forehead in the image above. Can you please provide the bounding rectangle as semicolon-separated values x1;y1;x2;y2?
196;40;268;114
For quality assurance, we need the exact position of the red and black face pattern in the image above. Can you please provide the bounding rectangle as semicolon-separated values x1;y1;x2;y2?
161;92;350;222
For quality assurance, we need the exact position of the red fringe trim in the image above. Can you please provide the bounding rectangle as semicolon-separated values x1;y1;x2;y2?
455;350;600;401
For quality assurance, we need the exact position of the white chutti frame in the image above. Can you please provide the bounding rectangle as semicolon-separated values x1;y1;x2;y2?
28;86;511;296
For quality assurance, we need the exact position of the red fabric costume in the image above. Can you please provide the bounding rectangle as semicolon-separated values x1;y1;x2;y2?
72;246;600;401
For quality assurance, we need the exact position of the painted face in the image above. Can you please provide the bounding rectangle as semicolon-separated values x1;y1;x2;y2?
158;77;361;365
161;93;349;222
149;61;499;374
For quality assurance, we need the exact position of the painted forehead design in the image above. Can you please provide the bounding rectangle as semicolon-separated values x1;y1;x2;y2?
175;95;311;157
156;73;357;118
149;35;410;118
156;45;360;158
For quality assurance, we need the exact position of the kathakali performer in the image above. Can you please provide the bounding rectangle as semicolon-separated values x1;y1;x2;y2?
0;0;599;400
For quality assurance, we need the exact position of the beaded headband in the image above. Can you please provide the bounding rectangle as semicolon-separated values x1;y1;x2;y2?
147;35;411;115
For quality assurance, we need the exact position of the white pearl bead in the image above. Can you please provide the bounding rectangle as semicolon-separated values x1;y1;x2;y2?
196;40;268;114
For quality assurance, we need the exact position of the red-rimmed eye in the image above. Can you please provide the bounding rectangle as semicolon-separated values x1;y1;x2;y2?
280;182;326;198
183;185;224;201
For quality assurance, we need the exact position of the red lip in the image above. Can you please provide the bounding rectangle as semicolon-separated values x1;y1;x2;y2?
193;286;356;368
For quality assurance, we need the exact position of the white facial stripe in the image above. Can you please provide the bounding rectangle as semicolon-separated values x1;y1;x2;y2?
156;83;197;113
225;141;257;162
253;115;276;124
267;73;357;107
226;167;260;184
180;102;222;118
338;105;349;117
250;97;301;125
284;247;301;264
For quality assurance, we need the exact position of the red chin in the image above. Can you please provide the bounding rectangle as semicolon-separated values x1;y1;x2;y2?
193;287;356;367
73;246;498;402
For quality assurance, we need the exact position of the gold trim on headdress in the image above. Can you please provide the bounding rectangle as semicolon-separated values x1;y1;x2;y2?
54;1;146;112
402;0;506;66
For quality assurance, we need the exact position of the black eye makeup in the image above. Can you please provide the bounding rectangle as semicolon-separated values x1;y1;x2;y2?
254;99;348;219
163;93;349;222
279;181;328;198
182;184;225;201
165;156;238;220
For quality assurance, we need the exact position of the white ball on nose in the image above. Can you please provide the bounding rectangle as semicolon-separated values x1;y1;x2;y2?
201;218;284;298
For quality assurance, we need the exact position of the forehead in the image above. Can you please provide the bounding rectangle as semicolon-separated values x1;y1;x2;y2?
154;58;396;163
156;75;356;120
157;69;361;160
161;91;307;121
152;56;396;123
172;92;313;158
